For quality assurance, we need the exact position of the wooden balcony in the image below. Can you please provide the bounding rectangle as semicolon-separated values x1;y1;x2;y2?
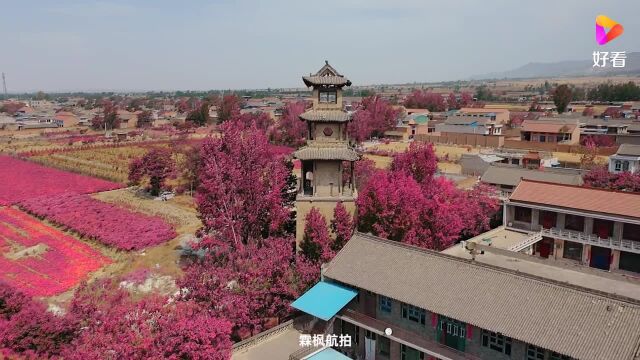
338;309;482;360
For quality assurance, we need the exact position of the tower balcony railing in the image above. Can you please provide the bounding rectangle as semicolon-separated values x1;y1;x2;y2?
540;227;640;254
298;186;355;198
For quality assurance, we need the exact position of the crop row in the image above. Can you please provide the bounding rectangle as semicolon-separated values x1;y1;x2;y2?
0;156;122;206
19;194;178;250
0;207;111;297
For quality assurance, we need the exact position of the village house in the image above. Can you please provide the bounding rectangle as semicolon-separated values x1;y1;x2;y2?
579;118;632;135
435;114;502;135
480;165;583;199
289;233;640;360
459;154;504;176
53;111;80;127
459;150;561;176
458;107;510;124
498;179;640;274
117;109;138;129
384;111;430;141
520;119;580;145
609;143;640;173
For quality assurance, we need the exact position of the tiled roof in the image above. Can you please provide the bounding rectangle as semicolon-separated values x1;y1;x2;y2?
510;179;640;219
521;120;576;133
460;107;509;114
481;166;583;187
293;146;359;161
581;118;633;127
616;143;640;157
302;75;351;87
302;62;351;87
324;233;640;360
444;115;494;126
299;110;351;122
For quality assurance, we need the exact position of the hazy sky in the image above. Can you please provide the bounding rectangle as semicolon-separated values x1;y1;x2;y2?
1;0;638;92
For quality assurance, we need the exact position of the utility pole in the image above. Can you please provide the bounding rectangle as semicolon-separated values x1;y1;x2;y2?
1;73;7;99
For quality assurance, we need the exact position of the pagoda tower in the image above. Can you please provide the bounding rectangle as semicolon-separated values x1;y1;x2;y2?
294;61;359;243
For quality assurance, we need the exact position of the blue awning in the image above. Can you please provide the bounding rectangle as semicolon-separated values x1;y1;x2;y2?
291;281;358;321
305;347;352;360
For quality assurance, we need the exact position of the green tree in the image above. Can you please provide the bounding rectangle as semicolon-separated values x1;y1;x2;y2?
553;84;572;114
186;102;210;126
474;85;493;101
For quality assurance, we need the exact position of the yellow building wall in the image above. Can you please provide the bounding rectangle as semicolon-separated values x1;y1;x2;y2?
311;88;343;110
295;197;356;245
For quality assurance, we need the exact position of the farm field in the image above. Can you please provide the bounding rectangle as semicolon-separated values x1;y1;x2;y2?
0;155;122;205
0;207;111;297
19;194;177;250
31;145;152;183
94;188;202;278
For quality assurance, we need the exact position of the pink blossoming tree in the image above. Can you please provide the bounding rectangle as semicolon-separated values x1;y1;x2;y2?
196;122;292;246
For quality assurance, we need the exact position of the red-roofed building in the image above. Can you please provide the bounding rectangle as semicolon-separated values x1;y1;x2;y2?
503;179;640;274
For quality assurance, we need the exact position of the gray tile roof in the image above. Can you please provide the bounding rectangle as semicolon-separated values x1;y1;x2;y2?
299;110;352;123
480;165;583;187
444;115;494;126
302;61;351;87
302;75;351;87
324;233;640;360
293;146;359;161
617;143;640;157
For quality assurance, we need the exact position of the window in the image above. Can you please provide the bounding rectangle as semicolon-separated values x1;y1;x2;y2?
550;352;574;360
514;206;532;223
401;303;426;325
615;160;622;171
563;241;583;262
623;223;640;241
401;344;424;360
526;344;545;360
538;210;557;229
539;135;546;142
592;218;614;238
439;316;466;338
619;251;640;274
481;330;512;356
378;336;390;357
623;161;630;172
342;321;360;345
379;296;393;313
319;90;337;103
564;214;584;232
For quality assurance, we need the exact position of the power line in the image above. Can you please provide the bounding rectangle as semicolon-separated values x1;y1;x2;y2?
1;73;7;99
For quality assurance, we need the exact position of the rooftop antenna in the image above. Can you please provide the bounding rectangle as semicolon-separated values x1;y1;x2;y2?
2;73;7;99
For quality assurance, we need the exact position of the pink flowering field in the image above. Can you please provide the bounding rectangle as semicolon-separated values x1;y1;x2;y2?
0;155;121;206
19;194;177;250
0;207;111;297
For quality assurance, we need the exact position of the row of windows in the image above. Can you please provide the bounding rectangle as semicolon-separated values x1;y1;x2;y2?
379;295;427;325
481;330;512;355
614;160;630;172
402;303;426;325
527;344;575;360
439;316;465;338
319;90;337;103
374;295;575;359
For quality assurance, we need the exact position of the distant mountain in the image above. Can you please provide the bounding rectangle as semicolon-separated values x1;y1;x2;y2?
471;52;640;80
